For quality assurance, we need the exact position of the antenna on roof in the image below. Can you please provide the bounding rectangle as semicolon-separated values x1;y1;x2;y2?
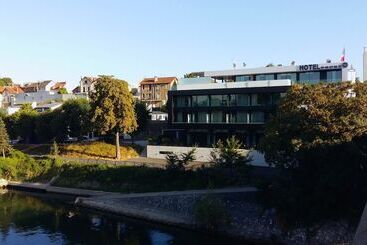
232;63;236;69
242;62;246;68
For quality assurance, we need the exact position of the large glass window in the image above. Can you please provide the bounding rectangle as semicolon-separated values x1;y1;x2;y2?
251;112;265;123
195;112;209;123
277;73;297;81
211;111;223;123
192;95;209;107
210;95;228;106
235;75;251;81
236;112;249;123
257;94;272;105
299;72;320;84
251;94;259;105
326;70;342;82
272;93;281;105
236;94;250;106
255;74;275;81
176;96;191;107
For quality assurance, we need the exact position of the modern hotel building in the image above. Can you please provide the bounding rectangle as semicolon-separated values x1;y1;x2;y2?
166;61;356;147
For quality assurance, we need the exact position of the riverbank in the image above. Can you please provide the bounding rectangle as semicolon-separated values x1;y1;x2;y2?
6;181;356;244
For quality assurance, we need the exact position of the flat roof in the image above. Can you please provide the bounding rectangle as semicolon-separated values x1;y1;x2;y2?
202;62;349;77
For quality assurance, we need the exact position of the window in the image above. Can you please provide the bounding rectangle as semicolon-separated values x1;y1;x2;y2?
236;94;250;106
211;111;223;123
210;95;228;106
236;112;249;123
195;112;209;123
251;112;265;123
192;95;209;107
272;93;281;105
326;70;342;82
299;72;320;84
235;75;251;81
257;94;272;105
175;112;189;123
255;74;275;81
277;73;297;81
176;96;191;107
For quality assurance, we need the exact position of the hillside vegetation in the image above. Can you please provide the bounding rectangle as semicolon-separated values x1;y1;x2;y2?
14;141;139;160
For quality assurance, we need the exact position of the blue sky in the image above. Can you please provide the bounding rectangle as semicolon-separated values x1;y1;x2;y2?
0;0;366;89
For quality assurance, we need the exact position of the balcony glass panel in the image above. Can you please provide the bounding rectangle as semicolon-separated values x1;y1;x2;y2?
192;95;209;107
211;111;223;123
251;112;265;123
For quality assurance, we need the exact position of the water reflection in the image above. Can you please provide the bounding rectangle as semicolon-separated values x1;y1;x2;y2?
0;191;247;245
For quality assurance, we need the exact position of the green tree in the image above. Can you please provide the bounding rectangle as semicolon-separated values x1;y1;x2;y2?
9;104;38;143
0;77;13;86
58;98;91;139
166;148;196;171
260;82;367;228
58;88;68;94
131;101;150;142
183;73;198;78
90;76;137;159
35;110;57;143
0;118;11;158
210;136;252;167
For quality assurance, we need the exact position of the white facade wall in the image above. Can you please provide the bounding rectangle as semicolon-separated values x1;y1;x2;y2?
147;145;267;167
12;91;87;105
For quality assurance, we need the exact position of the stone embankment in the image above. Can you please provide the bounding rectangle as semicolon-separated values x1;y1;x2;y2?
6;182;356;244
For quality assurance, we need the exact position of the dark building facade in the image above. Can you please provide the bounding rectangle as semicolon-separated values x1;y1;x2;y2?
165;61;355;147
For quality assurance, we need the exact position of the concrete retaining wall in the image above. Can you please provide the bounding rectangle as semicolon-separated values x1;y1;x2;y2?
147;145;267;167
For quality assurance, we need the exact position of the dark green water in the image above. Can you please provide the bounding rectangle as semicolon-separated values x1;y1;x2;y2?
0;190;249;245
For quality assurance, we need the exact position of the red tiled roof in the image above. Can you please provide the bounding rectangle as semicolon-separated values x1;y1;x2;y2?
51;82;66;90
139;76;177;85
0;86;24;94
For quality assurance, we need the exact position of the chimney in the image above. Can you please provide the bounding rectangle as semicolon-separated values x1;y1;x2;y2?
154;76;158;82
364;47;367;82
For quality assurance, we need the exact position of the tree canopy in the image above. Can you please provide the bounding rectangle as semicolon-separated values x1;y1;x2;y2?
0;77;13;86
0;118;11;158
260;82;367;228
90;76;137;159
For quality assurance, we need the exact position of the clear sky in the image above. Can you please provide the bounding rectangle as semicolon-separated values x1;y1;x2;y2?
0;0;366;90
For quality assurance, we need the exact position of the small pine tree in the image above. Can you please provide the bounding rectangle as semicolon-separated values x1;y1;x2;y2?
0;118;11;158
50;140;59;156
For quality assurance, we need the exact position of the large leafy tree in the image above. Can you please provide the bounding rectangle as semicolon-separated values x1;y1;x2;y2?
0;118;11;158
0;77;13;86
90;76;137;159
58;98;91;139
130;100;150;142
260;82;367;228
8;104;38;143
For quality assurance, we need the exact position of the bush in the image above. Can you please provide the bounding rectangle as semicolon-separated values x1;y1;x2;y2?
210;136;252;167
165;148;196;171
194;195;230;230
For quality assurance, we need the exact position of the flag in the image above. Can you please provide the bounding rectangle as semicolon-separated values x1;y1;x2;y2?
340;48;345;62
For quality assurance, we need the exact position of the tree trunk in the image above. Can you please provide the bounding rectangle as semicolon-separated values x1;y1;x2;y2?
2;149;4;158
115;131;121;160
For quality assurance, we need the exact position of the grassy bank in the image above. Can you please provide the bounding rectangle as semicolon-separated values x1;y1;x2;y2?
0;150;252;193
14;141;139;160
53;163;252;193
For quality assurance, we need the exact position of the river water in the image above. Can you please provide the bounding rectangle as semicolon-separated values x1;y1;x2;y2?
0;190;249;245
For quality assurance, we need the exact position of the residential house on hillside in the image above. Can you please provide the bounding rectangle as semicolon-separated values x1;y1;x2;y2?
22;80;52;93
0;86;24;108
50;82;67;93
139;76;177;108
80;76;98;94
72;86;81;94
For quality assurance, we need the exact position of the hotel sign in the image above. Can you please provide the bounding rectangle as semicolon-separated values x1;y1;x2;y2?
298;62;348;71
